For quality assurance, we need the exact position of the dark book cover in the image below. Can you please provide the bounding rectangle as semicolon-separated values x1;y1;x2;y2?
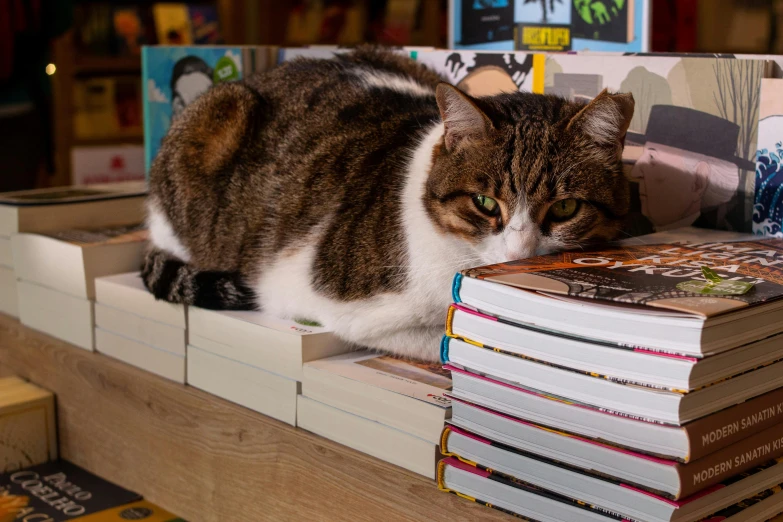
0;460;140;521
458;0;515;46
188;5;223;45
459;239;783;318
571;0;632;43
112;6;145;55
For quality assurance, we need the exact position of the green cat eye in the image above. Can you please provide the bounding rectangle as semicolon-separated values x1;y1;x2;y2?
549;198;580;221
472;195;500;216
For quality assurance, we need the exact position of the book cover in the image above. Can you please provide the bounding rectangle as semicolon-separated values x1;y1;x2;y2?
458;238;783;317
188;5;222;45
440;435;783;514
306;351;452;409
415;50;537;96
112;6;145;55
754;78;783;238
152;4;192;45
449;0;649;52
71;146;145;185
534;55;768;234
142;46;246;174
0;460;140;521
571;0;634;43
42;224;147;248
72;500;185;521
0;184;146;207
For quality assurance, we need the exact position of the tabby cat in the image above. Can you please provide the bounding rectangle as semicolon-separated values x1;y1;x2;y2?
143;47;634;362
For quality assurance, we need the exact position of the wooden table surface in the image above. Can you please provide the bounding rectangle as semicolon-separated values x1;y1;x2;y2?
3;313;782;522
0;314;515;522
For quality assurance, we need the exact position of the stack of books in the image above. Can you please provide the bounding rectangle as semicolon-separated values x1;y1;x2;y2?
12;224;147;351
298;350;452;479
439;236;783;521
0;183;145;327
186;308;349;426
94;272;187;383
0;376;57;472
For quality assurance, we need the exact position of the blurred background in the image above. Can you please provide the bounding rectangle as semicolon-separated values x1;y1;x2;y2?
1;0;782;192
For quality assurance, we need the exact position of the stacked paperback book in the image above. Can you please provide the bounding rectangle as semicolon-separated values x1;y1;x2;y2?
94;272;187;383
298;350;452;479
0;183;147;349
185;308;348;425
439;236;783;521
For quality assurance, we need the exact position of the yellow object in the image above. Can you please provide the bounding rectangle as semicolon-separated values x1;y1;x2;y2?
72;500;185;521
0;376;57;473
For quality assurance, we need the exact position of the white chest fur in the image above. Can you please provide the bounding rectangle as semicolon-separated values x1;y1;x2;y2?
255;123;468;359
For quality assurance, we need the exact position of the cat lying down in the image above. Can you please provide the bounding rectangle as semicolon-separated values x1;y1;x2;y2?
142;46;634;362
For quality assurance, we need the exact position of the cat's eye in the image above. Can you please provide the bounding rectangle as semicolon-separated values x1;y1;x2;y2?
548;198;580;221
472;195;500;217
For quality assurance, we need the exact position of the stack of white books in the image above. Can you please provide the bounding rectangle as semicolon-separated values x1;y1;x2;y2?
186;308;349;425
0;183;145;320
299;350;452;479
94;272;187;383
11;225;147;350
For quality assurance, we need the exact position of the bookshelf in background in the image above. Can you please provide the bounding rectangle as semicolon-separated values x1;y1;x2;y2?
49;0;243;186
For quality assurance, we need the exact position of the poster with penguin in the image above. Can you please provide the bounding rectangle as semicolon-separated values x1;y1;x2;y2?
142;46;245;176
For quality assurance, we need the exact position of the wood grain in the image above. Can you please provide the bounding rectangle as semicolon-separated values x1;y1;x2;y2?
0;315;512;522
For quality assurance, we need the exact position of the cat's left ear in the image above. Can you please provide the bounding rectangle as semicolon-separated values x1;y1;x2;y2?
436;83;493;152
567;89;635;157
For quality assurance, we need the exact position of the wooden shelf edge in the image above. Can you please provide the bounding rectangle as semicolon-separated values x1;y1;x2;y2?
0;314;513;522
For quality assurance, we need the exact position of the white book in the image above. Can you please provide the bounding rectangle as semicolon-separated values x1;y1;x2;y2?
439;458;783;522
448;305;783;390
95;272;186;328
296;395;438;480
0;182;146;237
442;426;783;522
302;350;451;445
94;303;185;356
95;328;185;383
0;236;12;267
187;344;298;426
12;225;146;300
0;265;18;317
188;307;349;381
445;338;783;425
17;280;93;350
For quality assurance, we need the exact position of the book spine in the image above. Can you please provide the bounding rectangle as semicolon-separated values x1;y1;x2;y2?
141;46;151;178
686;387;783;461
679;422;783;498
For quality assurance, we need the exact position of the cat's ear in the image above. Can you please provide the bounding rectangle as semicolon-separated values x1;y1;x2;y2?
436;83;493;152
567;89;635;156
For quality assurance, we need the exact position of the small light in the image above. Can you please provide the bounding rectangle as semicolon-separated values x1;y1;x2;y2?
45;63;56;75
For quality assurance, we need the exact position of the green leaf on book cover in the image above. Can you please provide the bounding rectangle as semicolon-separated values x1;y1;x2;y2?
214;56;240;83
294;317;322;327
701;266;724;284
677;267;754;296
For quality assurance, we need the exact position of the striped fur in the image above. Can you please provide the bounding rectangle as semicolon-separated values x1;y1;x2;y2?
144;46;634;361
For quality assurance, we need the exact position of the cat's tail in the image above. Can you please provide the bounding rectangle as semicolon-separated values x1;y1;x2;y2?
141;248;257;311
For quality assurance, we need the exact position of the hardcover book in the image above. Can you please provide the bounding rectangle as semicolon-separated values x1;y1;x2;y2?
570;0;634;44
532;54;770;234
454;239;783;355
415;50;536;96
438;455;783;521
754;78;783;238
0;460;140;522
142;46;278;174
